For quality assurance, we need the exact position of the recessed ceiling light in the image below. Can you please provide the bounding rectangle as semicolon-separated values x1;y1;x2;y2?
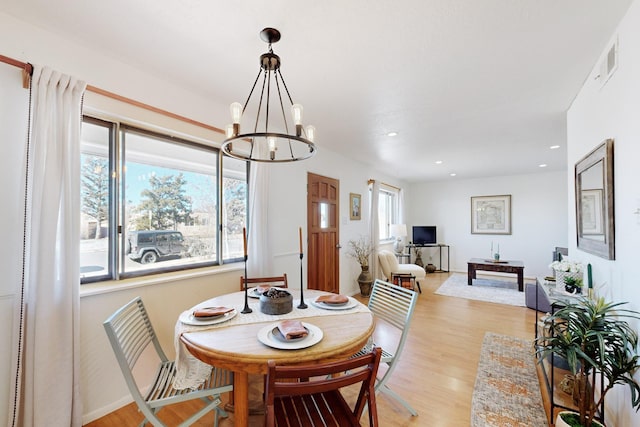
539;164;547;168
435;160;443;164
386;131;398;137
550;145;560;149
450;173;457;177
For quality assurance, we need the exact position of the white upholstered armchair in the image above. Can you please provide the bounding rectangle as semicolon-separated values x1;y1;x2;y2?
377;250;424;293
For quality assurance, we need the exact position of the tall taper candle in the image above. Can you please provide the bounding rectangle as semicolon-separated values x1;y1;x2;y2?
587;263;593;288
243;227;247;258
241;226;252;313
299;227;303;255
298;227;308;309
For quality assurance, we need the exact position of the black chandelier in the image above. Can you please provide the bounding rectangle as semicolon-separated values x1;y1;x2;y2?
222;28;316;163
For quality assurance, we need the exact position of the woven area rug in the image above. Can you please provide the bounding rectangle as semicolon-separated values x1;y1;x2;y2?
434;273;526;307
471;332;547;427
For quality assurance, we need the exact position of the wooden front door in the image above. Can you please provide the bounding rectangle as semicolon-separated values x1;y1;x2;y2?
307;173;340;293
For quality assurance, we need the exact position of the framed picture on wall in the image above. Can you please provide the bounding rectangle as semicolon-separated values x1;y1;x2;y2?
350;193;361;220
471;194;512;234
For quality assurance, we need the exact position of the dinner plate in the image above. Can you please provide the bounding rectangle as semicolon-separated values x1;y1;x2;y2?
311;296;358;311
257;322;323;350
247;288;263;299
179;308;238;326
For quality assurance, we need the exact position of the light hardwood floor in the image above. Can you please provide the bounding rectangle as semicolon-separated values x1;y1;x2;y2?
85;272;538;427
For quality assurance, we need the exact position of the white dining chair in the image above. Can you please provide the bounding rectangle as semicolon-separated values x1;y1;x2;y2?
103;296;234;427
354;279;419;416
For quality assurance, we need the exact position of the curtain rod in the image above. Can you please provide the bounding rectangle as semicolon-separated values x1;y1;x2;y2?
0;54;225;135
367;179;401;191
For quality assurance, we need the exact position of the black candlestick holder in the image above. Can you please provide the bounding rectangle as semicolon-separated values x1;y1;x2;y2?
241;255;252;314
297;252;308;309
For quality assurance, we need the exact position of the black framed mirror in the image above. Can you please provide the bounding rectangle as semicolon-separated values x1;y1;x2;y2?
575;139;614;259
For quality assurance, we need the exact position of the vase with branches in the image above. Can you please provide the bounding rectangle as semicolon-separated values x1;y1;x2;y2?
348;237;373;296
348;236;372;268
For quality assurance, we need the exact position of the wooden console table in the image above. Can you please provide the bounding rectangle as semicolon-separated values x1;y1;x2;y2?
467;258;524;291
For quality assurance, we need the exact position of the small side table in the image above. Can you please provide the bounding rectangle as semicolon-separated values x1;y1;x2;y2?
391;273;421;294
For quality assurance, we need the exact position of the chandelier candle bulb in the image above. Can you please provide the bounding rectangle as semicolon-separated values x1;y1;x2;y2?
291;104;303;123
230;102;242;122
306;125;316;143
225;124;234;138
268;137;276;160
292;104;303;136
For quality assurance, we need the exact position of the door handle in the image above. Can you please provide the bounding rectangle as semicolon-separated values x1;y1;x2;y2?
336;244;342;249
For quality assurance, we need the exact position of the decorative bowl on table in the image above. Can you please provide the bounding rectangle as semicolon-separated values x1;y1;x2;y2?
259;288;293;315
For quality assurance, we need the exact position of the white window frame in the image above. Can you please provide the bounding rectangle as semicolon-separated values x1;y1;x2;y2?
79;103;248;284
377;184;400;242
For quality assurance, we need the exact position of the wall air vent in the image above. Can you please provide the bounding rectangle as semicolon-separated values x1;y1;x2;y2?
598;37;618;88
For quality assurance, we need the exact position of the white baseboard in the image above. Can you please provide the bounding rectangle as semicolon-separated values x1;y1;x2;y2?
82;394;133;425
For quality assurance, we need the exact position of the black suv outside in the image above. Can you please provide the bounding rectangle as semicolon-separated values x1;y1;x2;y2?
126;230;185;264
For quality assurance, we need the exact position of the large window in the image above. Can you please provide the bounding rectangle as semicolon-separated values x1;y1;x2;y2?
80;117;247;283
377;186;400;241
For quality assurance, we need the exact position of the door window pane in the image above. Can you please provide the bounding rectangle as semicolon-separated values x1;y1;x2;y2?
320;202;329;228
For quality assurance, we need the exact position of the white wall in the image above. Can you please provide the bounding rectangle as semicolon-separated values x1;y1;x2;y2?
567;1;640;425
266;150;403;297
406;171;568;278
7;2;639;422
0;11;406;423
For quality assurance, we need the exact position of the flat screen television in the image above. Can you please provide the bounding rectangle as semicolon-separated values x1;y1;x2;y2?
412;226;437;245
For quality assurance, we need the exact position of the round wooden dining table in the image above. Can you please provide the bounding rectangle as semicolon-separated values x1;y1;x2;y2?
178;289;374;426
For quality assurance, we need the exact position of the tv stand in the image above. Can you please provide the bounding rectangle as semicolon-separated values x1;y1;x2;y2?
407;243;450;272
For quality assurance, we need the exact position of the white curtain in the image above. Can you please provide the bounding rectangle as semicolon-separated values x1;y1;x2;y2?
398;188;405;225
18;66;86;427
247;162;269;276
398;188;406;248
368;181;381;280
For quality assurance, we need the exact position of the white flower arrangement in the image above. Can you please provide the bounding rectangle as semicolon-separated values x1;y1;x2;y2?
549;260;583;273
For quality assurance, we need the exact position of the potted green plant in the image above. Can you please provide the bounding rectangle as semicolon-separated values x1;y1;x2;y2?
535;296;640;427
347;236;373;296
563;276;583;295
550;259;583;286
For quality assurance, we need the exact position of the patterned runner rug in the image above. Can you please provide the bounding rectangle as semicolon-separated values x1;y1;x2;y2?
471;332;548;427
434;273;526;306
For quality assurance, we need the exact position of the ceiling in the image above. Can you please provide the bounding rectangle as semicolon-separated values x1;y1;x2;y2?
1;0;632;182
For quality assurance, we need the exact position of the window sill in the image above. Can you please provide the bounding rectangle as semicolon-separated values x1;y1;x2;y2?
79;263;243;298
